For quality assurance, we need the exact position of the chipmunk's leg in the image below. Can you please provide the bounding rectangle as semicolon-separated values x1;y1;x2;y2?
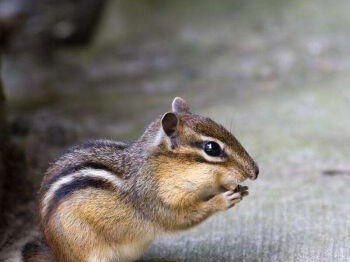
46;204;99;261
173;186;249;228
46;189;154;262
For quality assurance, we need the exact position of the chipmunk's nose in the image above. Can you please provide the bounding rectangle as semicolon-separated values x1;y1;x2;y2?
249;163;259;180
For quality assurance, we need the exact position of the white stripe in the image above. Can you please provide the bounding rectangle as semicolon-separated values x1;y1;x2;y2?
42;168;122;216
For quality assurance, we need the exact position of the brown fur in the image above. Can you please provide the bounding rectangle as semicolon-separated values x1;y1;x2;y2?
22;97;258;262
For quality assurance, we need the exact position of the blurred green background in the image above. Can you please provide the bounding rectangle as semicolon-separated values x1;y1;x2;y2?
0;0;349;261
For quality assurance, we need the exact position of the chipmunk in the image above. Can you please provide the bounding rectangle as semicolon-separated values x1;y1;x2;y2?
22;97;259;262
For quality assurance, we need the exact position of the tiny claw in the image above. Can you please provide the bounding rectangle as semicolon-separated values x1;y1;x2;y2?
241;190;249;197
233;185;248;193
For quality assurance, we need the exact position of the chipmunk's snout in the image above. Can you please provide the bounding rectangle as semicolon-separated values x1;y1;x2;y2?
249;162;259;180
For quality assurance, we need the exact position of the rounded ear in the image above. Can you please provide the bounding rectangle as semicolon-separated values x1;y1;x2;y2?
161;112;178;137
172;97;190;114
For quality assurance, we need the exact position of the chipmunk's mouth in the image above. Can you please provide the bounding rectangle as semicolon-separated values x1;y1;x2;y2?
220;183;240;192
220;171;248;192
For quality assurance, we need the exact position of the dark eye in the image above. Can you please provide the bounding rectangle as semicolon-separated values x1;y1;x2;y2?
204;141;222;157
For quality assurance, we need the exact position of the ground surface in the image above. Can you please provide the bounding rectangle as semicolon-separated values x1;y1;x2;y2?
1;0;349;261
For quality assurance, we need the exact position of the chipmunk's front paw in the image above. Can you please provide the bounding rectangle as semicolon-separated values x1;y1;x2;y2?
213;186;249;211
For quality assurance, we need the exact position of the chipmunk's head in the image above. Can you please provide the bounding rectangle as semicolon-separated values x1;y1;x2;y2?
150;97;258;203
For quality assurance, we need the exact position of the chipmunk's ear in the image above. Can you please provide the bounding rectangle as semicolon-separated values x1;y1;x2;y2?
161;112;178;137
172;97;190;113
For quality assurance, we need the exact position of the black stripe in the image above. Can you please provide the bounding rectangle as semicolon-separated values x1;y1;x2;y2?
189;141;203;149
44;176;114;223
43;162;114;192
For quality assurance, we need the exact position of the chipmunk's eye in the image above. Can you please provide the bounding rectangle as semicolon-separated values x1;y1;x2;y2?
204;141;222;157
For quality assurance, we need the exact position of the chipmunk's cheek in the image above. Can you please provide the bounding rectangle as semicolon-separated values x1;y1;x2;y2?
218;172;239;191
